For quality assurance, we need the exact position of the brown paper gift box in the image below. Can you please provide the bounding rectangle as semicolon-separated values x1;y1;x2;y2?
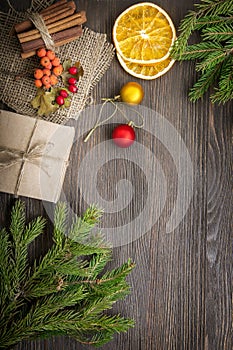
0;110;75;202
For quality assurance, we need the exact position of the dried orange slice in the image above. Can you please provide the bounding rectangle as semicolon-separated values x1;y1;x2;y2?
117;52;175;80
113;2;176;64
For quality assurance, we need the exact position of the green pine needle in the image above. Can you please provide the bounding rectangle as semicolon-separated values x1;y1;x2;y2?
202;23;233;41
171;0;233;103
211;56;233;102
172;42;223;61
0;200;135;349
189;63;222;101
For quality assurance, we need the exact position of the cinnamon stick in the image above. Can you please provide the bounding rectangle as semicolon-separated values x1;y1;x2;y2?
21;26;83;53
18;11;86;43
40;7;74;26
40;0;67;14
21;34;82;59
14;1;76;33
39;1;76;20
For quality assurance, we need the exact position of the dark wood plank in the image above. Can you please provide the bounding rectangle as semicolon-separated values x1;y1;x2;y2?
205;103;232;350
0;1;232;350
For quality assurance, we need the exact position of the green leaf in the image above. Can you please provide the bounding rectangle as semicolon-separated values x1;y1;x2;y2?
62;59;72;72
74;61;84;78
31;88;58;116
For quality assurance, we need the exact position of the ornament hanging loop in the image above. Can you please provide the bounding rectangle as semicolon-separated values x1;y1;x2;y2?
83;127;96;143
84;98;144;142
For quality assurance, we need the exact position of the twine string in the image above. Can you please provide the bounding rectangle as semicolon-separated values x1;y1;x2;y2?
27;11;56;51
0;142;53;197
84;99;144;143
0;144;49;169
0;115;54;197
7;0;56;51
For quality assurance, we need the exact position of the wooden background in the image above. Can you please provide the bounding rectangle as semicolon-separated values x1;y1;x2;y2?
0;0;232;349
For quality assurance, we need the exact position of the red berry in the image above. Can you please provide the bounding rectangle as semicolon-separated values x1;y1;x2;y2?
56;95;64;105
59;89;68;98
68;77;77;85
68;66;78;75
68;84;77;93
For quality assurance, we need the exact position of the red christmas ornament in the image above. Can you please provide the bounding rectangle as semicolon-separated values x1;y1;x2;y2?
112;124;135;148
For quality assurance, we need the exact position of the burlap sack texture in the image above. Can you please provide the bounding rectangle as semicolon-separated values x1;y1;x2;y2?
0;0;115;124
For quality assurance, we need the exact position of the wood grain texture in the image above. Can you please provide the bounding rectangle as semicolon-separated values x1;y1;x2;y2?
0;1;232;350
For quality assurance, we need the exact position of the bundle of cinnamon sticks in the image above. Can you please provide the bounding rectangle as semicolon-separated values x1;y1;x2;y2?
15;0;87;59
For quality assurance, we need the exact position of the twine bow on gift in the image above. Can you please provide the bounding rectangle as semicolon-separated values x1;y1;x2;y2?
0;144;51;169
0;142;53;197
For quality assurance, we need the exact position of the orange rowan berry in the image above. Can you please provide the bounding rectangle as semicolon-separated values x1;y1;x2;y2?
34;68;43;79
46;50;56;60
42;75;51;86
40;56;51;67
34;79;42;88
43;68;51;76
50;74;58;86
37;48;47;58
53;64;63;76
51;57;60;66
44;62;52;70
44;83;51;90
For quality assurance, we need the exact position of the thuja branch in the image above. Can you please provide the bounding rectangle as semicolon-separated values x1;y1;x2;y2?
171;0;233;103
0;201;135;349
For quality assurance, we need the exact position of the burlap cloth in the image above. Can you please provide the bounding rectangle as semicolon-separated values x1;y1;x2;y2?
0;1;115;124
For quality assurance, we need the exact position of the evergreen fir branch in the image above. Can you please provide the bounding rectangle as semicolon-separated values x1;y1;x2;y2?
211;56;233;103
89;281;131;307
33;287;86;316
195;15;233;29
87;252;112;279
171;0;233;58
68;205;104;243
171;0;233;103
99;259;135;286
0;229;13;304
195;0;233;16
54;257;88;276
73;315;134;347
83;205;104;226
10;200;26;243
0;201;134;349
23;217;46;245
24;244;67;296
74;330;117;347
0;229;11;283
80;314;134;334
195;50;227;72
53;202;67;246
171;11;198;58
188;63;222;101
172;42;223;61
68;240;111;258
9;202;45;297
202;23;233;41
225;38;233;49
